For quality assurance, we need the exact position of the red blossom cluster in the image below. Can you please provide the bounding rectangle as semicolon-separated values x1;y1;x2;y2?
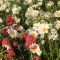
2;38;10;45
6;48;16;59
6;15;15;26
2;28;8;34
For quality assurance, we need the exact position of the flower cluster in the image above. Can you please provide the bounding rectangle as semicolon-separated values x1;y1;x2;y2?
0;0;60;60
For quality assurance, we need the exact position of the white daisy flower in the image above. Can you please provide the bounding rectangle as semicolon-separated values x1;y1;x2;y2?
7;28;18;38
29;30;38;38
25;11;31;17
46;1;54;7
1;4;6;10
32;10;39;17
44;12;51;18
27;7;33;12
33;22;40;31
55;24;60;29
49;34;58;40
54;10;60;17
38;23;49;35
12;6;21;15
51;29;57;34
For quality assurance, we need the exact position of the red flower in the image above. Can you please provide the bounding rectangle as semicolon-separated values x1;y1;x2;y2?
6;15;15;26
18;35;23;40
24;35;36;47
6;48;16;59
32;56;40;60
2;28;8;34
14;25;20;30
13;41;18;47
23;32;28;39
2;38;10;45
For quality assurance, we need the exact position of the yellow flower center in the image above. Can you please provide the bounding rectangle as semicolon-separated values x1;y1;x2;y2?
34;12;37;15
14;10;18;13
0;1;2;4
31;33;35;37
57;12;60;16
58;25;60;28
36;26;39;29
2;6;4;9
52;36;55;38
11;31;15;35
42;28;47;32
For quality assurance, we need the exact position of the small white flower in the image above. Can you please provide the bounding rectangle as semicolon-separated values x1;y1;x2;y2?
49;34;58;40
40;34;44;39
32;10;39;17
12;6;21;15
6;8;10;13
1;4;6;10
0;0;3;5
41;40;45;44
24;0;32;5
46;1;54;7
7;28;18;38
20;26;23;31
37;2;42;6
51;29;57;34
27;7;33;12
44;12;51;18
36;48;42;56
14;16;20;23
54;10;60;17
33;22;40;31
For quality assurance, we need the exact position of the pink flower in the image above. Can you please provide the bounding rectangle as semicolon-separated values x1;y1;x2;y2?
13;41;18;47
6;15;15;26
2;38;10;45
23;32;28;39
32;56;40;60
24;35;36;47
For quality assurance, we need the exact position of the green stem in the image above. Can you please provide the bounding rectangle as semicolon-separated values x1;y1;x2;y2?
18;45;24;60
